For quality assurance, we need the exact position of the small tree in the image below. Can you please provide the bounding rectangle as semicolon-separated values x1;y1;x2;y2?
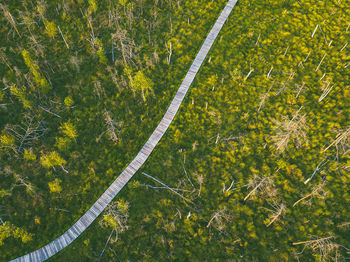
59;122;78;139
9;84;31;108
103;111;122;143
45;21;57;38
64;96;74;107
132;71;153;102
94;38;108;64
40;151;67;172
48;178;62;193
22;49;50;93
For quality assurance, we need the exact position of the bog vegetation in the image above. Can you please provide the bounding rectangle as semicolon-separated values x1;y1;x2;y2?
0;0;349;261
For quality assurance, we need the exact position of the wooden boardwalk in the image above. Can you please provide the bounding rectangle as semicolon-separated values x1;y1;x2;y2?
11;1;237;261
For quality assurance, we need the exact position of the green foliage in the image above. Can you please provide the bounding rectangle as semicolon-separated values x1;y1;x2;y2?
94;38;108;65
0;190;11;198
0;222;33;246
55;137;72;152
132;71;154;101
23;149;36;160
45;21;57;38
59;122;78;139
0;133;15;147
40;151;66;169
119;0;127;7
21;50;50;93
9;85;31;108
64;96;74;107
88;0;98;12
48;178;62;193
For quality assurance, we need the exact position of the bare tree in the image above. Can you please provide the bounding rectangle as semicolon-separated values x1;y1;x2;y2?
244;171;279;201
0;48;13;72
99;200;129;243
257;82;273;113
112;28;136;65
104;111;122;143
263;200;286;227
271;106;308;153
293;236;348;262
165;41;172;65
142;172;192;203
13;174;37;195
0;3;21;37
319;80;333;102
5;115;48;153
293;184;327;207
324;127;350;156
206;207;233;233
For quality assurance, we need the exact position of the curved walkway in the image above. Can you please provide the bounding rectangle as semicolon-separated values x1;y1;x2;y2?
12;1;237;261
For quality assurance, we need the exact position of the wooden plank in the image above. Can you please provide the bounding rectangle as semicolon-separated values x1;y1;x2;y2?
10;1;237;261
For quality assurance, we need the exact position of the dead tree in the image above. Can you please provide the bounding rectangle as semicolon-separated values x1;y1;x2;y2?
206;207;233;233
293;236;347;262
263;200;286;227
304;159;328;184
315;53;327;72
295;82;306;99
337;222;350;228
99;200;129;243
0;48;13;72
5;115;47;153
257;82;273;112
112;28;136;65
323;127;350;155
13;174;37;195
195;173;203;197
244;173;277;201
165;41;172;65
223;179;248;194
244;65;254;81
97;111;122;143
272;106;308;153
318;81;333;102
182;155;194;188
142;172;192;203
104;111;121;143
293;184;327;207
93;80;105;99
57;26;69;49
0;3;21;37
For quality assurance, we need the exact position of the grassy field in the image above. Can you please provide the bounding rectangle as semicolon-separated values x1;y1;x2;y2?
1;0;349;261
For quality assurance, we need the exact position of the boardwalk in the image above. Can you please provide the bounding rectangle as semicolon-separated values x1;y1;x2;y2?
11;1;238;261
